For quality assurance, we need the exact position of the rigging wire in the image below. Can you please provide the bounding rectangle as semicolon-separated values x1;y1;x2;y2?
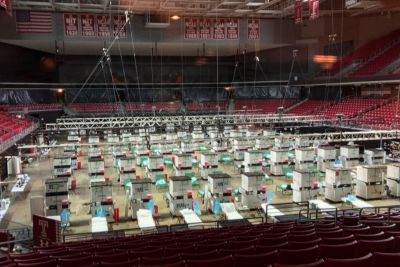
215;15;220;116
70;16;130;104
128;12;143;115
117;35;130;113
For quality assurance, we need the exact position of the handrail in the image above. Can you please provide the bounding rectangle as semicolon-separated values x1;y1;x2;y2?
62;216;265;243
299;203;400;223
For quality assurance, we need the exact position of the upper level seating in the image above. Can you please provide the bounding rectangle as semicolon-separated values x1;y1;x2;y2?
320;98;383;119
350;42;400;77
68;103;118;113
326;29;400;76
125;102;180;112
4;216;400;267
287;100;333;115
0;103;63;112
358;100;400;129
235;99;296;113
186;101;227;111
0;112;33;142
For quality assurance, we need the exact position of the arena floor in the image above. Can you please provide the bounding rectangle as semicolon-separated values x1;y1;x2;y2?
3;142;400;235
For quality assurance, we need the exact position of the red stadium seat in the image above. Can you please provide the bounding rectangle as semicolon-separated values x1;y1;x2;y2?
288;238;322;249
17;259;57;267
186;255;234;267
357;237;395;256
234;250;278;267
100;260;138;267
140;255;181;266
355;231;386;240
180;250;220;260
273;259;325;267
58;255;94;267
278;245;319;265
219;246;255;256
95;251;130;263
320;234;355;245
325;253;373;267
319;240;358;259
372;252;400;267
255;242;289;253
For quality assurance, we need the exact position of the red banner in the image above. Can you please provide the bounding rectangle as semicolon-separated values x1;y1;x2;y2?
64;14;78;36
97;15;111;37
294;0;303;24
198;18;212;39
0;0;6;9
309;0;319;20
226;18;239;40
213;18;225;39
33;215;61;247
81;14;95;37
184;17;198;39
247;19;260;40
113;15;127;37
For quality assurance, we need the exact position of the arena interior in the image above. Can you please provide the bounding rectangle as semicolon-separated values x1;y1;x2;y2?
1;0;400;266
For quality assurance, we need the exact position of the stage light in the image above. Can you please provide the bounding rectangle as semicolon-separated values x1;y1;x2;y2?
57;88;64;93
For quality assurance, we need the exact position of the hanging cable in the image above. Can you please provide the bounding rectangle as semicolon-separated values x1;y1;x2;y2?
180;18;185;113
128;12;143;114
117;36;129;114
215;15;220;116
70;15;130;105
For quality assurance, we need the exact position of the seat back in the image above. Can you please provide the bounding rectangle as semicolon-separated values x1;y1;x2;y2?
320;240;358;259
325;253;373;267
278;245;319;265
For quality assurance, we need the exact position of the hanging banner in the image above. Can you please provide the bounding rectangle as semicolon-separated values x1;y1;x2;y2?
0;0;12;16
198;18;212;39
309;0;319;20
33;215;62;247
184;17;198;39
294;0;303;24
213;18;225;39
226;18;239;40
97;15;111;37
64;14;78;36
80;14;95;37
247;19;260;40
113;15;127;37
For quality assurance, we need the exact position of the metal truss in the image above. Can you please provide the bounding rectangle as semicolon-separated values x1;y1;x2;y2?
45;114;328;131
294;130;400;143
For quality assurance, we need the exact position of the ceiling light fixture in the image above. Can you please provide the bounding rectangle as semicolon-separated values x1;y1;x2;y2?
171;15;180;20
246;0;266;6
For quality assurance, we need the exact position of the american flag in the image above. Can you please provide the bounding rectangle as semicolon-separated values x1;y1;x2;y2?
15;11;53;33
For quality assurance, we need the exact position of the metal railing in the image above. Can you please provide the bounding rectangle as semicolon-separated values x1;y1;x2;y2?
298;203;400;223
62;216;265;243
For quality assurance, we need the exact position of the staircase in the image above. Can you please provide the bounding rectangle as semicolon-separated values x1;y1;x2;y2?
377;57;400;75
285;98;308;113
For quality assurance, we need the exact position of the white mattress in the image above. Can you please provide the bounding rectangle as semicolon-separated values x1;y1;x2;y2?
0;199;10;223
220;203;243;220
137;209;156;230
91;217;108;233
11;174;31;193
342;197;374;208
180;209;203;229
309;200;335;210
261;203;284;217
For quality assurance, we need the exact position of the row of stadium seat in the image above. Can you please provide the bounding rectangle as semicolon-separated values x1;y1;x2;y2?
3;218;400;267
